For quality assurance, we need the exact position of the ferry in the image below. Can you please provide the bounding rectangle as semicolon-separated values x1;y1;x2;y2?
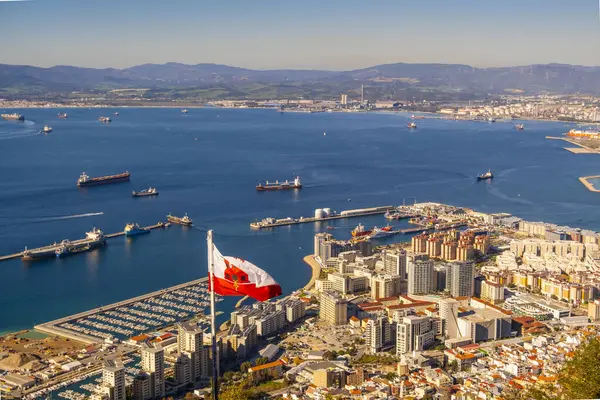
514;124;524;131
1;113;25;121
132;187;159;197
476;170;494;181
57;112;68;119
98;116;112;123
256;176;302;191
407;122;417;129
124;223;150;236
167;213;193;226
77;171;130;187
351;223;372;238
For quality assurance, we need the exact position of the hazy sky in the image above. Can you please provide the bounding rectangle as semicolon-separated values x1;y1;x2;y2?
1;0;599;69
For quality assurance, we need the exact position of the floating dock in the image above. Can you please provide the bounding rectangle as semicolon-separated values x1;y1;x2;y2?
0;222;170;263
250;206;395;229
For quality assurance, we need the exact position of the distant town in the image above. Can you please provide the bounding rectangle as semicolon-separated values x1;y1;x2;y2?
3;92;600;123
2;201;600;399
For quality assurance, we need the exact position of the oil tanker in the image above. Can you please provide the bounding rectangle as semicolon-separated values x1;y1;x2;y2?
256;176;302;191
1;113;25;121
77;171;130;187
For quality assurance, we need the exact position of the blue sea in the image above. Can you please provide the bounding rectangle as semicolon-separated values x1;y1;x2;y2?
0;108;598;333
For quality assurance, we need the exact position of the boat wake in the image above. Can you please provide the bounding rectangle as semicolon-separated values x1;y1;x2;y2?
35;212;105;222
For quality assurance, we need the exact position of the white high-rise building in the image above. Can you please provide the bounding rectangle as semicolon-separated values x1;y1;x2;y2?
396;315;437;355
439;298;460;339
371;274;402;299
365;316;392;354
141;343;165;398
320;291;348;325
383;250;407;279
175;322;208;385
407;260;434;295
101;359;125;400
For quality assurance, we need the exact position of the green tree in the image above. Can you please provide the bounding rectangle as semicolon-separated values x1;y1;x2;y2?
447;360;459;373
240;361;252;373
223;371;235;382
255;357;269;366
558;337;600;399
221;385;252;400
322;351;336;360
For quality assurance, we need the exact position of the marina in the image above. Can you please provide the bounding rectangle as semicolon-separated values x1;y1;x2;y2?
34;277;217;344
0;222;170;263
250;205;395;229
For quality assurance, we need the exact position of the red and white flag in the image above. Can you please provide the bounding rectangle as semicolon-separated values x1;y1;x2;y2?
209;245;282;302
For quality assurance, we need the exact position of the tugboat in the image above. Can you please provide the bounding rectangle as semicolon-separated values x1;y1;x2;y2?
476;169;494;181
351;223;372;238
132;187;159;197
407;122;417;129
57;112;68;119
167;213;193;226
124;223;150;236
514;124;525;131
256;176;302;191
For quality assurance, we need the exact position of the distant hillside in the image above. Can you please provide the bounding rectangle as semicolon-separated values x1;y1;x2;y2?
2;62;600;100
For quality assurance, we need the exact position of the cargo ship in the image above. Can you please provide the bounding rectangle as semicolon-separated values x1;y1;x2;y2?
351;223;372;238
22;246;58;261
1;113;25;121
256;176;302;191
124;223;150;236
57;112;68;119
407;122;417;129
55;228;106;258
77;171;130;187
98;116;112;123
167;213;193;226
132;187;158;197
476;170;493;181
370;225;393;238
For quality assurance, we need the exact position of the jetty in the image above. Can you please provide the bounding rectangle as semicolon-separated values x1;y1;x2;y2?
0;222;170;263
250;205;395;229
579;176;600;192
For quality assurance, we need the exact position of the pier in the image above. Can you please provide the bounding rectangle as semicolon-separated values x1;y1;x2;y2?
250;205;395;229
0;222;170;263
579;175;600;192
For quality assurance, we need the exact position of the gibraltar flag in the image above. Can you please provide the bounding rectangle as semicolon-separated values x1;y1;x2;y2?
209;245;282;301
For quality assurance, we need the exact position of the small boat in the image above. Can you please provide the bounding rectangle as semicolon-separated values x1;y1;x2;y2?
114;112;119;116
324;132;327;136
181;109;188;114
57;112;68;119
488;118;496;123
514;124;524;131
351;223;372;238
167;213;193;226
132;187;159;197
407;122;417;129
326;226;334;231
124;223;150;236
98;116;112;123
43;125;52;133
476;169;494;181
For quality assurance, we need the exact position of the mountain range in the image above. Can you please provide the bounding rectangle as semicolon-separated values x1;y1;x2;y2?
3;62;600;101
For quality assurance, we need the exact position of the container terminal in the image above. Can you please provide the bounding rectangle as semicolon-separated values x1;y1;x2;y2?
250;205;395;229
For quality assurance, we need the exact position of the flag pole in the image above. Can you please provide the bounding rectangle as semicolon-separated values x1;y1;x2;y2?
207;230;219;400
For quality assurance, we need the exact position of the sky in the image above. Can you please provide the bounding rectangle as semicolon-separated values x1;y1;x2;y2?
1;0;599;70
